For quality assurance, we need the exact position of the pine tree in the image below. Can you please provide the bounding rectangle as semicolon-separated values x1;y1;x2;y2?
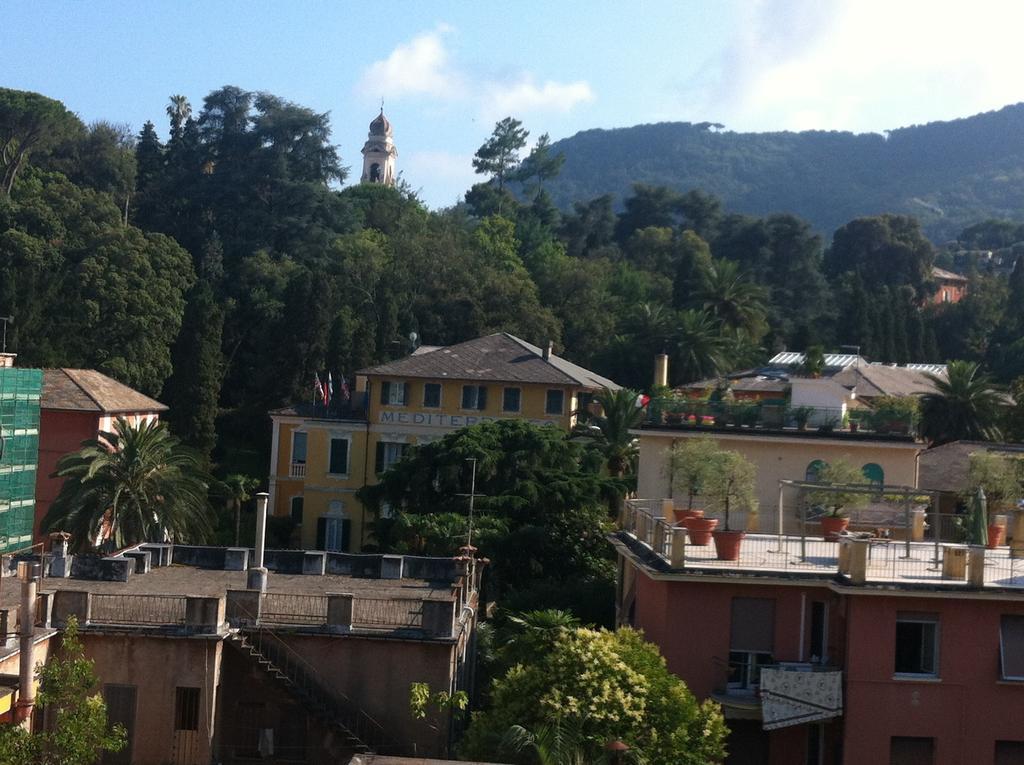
134;120;163;193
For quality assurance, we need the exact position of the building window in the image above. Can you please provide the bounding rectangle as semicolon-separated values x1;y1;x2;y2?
291;431;308;464
423;383;442;408
174;687;200;732
316;515;350;552
380;380;408;406
290;496;304;524
328;437;349;475
375;441;408;474
805;459;827;482
1000;615;1024;680
461;385;488;411
890;736;934;765
862;463;884;486
809;601;828;663
503;387;521;413
729;597;775;693
942;289;950;303
545;389;565;415
577;391;594;416
895;612;939;676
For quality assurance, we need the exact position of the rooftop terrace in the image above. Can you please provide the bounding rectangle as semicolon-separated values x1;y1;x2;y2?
618;500;1024;594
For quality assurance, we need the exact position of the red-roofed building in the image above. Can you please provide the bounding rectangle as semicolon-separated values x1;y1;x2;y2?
930;266;968;305
35;369;166;544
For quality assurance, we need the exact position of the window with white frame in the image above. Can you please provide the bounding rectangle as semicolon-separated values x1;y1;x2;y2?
728;597;775;693
375;441;408;474
379;381;408;406
461;385;488;411
291;431;308;464
895;612;939;676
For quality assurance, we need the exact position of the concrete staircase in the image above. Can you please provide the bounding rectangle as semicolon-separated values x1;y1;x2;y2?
227;629;391;755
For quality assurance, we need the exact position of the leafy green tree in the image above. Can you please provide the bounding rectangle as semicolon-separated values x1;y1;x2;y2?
42;417;215;551
359;420;618;599
0;88;83;195
515;133;565;197
699;258;767;341
668;436;721;511
222;474;260;546
559;195;617;259
0;618;126;764
671;230;713;309
614;184;684;244
460;626;727;765
700;448;757;530
474;117;529;193
825;215;936;298
919;360;1005;445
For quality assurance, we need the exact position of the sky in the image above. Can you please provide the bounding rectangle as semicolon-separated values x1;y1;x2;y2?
7;0;1024;207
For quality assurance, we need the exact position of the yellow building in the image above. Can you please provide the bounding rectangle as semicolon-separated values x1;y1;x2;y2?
268;333;619;551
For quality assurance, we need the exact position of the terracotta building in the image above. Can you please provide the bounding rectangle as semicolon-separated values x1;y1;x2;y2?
36;369;166;543
930;266;968;306
0;539;480;764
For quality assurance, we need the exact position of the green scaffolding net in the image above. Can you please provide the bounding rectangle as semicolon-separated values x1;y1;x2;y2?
0;367;41;553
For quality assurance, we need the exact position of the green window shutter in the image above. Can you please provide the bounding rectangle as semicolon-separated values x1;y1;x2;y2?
477;386;487;410
375;442;385;474
341;519;352;552
329;439;348;474
400;383;408;405
315;517;327;550
380;381;390;405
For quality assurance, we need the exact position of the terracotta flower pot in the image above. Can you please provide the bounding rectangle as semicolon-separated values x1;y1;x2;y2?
684;516;719;545
987;523;1006;549
820;516;849;541
676;508;705;524
712;529;746;561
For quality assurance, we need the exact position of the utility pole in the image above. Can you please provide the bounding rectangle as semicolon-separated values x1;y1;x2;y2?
465;458;477;549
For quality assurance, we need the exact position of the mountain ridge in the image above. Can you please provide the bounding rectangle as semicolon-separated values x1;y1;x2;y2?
542;103;1024;242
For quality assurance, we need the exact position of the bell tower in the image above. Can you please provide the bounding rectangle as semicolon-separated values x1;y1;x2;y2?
360;108;398;186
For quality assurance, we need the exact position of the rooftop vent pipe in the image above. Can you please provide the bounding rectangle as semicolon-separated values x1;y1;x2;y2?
246;492;270;592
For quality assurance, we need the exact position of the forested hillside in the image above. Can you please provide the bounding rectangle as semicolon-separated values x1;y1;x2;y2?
3;87;1024;472
542;104;1024;242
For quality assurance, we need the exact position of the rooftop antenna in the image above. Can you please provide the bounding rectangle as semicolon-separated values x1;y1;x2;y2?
0;316;11;354
456;458;485;550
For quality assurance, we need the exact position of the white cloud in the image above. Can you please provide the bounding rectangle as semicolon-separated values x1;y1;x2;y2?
357;25;465;100
480;77;595;121
358;27;595;120
691;0;1024;133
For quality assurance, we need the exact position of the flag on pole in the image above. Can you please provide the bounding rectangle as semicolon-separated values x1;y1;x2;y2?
325;372;333;409
339;373;351;401
314;373;325;405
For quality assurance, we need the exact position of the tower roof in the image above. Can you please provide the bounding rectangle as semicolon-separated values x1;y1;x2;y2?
369;109;391;136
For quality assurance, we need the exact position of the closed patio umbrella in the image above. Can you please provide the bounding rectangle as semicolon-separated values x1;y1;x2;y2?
969;487;988;547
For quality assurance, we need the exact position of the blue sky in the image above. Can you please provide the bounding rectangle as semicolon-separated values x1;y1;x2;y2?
7;1;1024;207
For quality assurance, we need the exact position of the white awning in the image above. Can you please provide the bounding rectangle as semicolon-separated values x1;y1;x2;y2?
760;667;842;730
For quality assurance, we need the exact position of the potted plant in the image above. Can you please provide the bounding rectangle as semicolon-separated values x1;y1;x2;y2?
668;437;718;534
791;406;813;430
965;452;1024;548
807;460;872;541
870;395;919;435
705;449;758;561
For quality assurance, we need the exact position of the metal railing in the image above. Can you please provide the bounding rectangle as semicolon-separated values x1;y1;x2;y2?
90;593;188;626
645;398;917;438
621;498;1024;588
289;462;307;478
353;597;423;628
259;593;328;626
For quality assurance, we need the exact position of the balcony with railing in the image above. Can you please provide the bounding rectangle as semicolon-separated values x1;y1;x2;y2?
618;498;1024;590
643;398;918;440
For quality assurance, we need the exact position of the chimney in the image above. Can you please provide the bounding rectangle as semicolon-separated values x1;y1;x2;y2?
654;353;669;389
0;353;15;368
14;561;38;724
543;340;553;360
246;492;270;592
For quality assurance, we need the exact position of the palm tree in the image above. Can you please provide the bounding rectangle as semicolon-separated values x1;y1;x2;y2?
919;360;1005;445
502;717;644;765
224;474;259;546
498;609;580;669
672;309;731;383
699;258;768;339
166;94;192;140
575;388;644;477
42;417;214;552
